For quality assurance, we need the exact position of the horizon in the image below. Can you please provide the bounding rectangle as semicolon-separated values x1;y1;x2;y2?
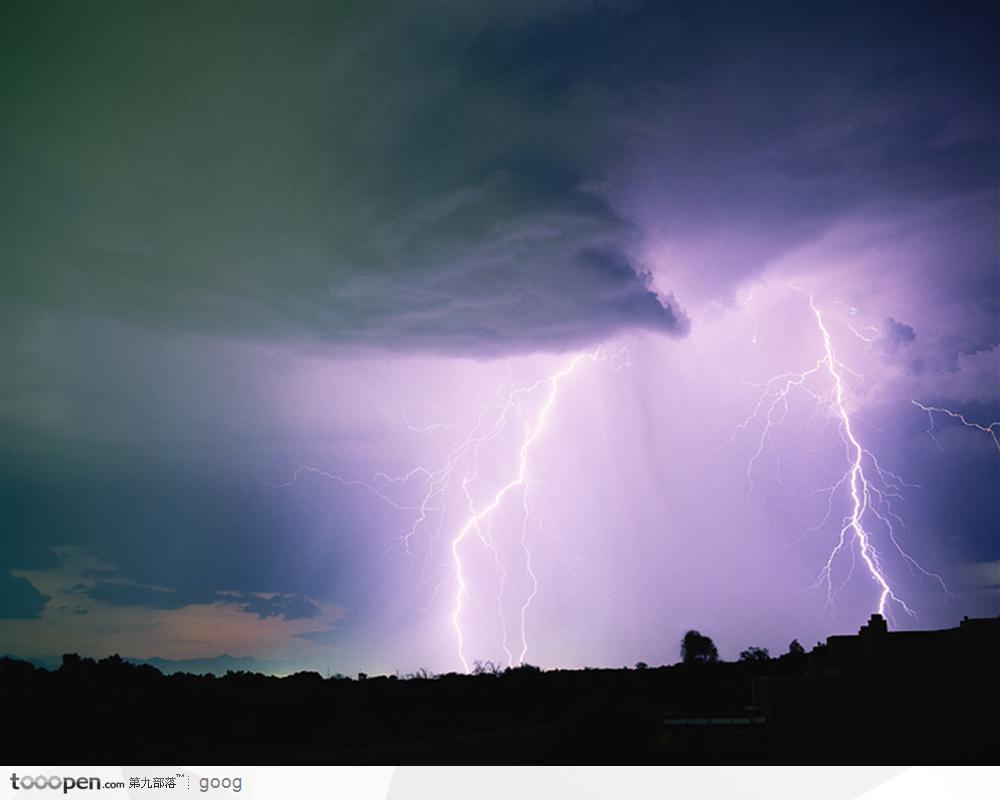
6;612;994;678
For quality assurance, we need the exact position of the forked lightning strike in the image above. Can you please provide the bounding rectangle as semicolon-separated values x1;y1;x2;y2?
274;350;600;671
737;296;948;624
449;351;594;671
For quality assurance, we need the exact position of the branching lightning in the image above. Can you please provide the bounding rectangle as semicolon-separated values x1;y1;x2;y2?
737;295;948;624
911;401;1000;452
448;352;595;671
274;350;602;671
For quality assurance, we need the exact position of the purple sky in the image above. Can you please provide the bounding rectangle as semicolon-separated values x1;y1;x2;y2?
1;1;997;675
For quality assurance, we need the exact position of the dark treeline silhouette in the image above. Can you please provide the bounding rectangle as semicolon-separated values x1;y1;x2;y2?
2;615;996;764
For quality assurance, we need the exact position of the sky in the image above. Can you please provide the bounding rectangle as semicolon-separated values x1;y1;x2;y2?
1;0;997;676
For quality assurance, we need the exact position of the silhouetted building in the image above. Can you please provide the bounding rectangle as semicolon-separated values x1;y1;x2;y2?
810;613;999;676
755;615;1000;762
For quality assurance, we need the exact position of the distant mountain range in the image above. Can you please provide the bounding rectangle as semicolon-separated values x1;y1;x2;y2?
2;652;300;676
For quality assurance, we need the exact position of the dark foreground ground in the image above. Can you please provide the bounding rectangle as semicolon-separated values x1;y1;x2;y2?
2;636;997;764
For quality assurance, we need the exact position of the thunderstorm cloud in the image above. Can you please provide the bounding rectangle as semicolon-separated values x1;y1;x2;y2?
1;1;996;671
2;2;687;356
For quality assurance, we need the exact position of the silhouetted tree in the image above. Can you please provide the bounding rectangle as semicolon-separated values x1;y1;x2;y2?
787;639;805;655
635;661;649;670
738;646;770;662
680;630;719;664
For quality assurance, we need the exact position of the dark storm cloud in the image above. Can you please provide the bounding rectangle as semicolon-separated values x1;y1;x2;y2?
0;570;51;619
85;580;321;620
85;582;190;610
1;1;687;357
232;593;322;621
877;317;919;373
2;1;994;358
879;319;917;354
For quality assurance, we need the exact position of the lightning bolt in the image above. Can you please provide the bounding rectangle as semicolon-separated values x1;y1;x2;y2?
911;401;1000;452
273;350;600;672
737;295;948;625
449;351;595;672
810;299;919;619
